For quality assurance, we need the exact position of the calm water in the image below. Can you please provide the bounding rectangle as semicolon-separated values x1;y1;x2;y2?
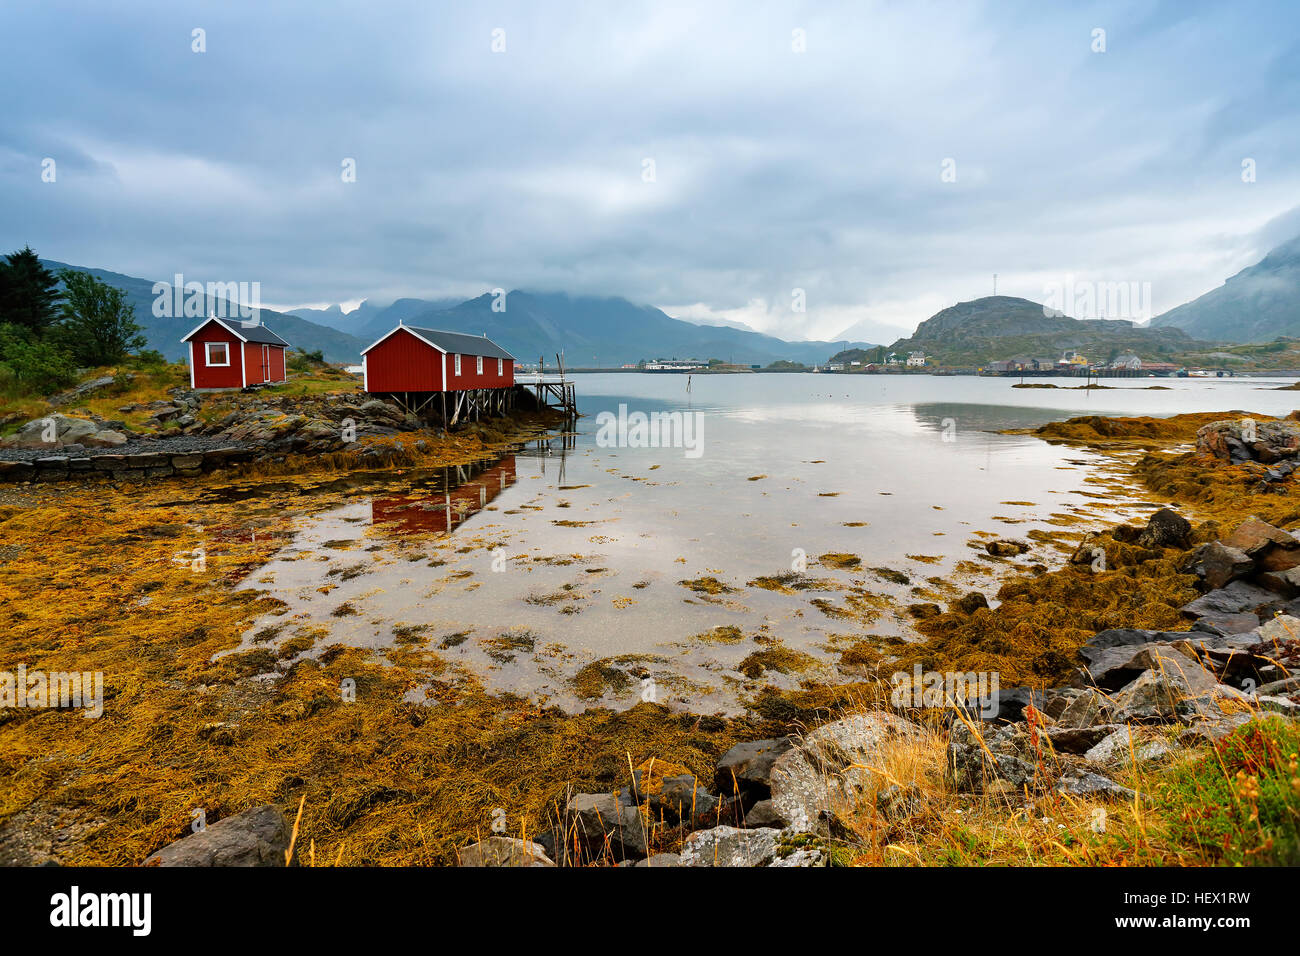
231;373;1300;713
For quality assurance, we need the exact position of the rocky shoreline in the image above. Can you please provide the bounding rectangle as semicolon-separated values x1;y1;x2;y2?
0;384;556;484
5;408;1298;867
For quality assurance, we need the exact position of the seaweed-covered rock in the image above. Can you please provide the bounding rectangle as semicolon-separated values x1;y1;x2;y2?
1136;508;1191;549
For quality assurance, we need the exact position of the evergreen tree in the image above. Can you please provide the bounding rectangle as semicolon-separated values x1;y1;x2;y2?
0;246;62;332
57;269;146;365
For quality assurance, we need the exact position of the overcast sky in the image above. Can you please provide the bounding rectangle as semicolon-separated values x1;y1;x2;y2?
2;0;1298;341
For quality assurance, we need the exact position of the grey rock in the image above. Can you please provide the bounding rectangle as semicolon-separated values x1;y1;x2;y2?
742;799;784;828
565;792;648;862
1258;695;1300;716
714;737;795;797
1182;580;1278;618
143;805;289;867
947;720;1041;792
457;836;554;867
1258;567;1300;598
1257;675;1300;696
1111;654;1219;722
1257;615;1300;643
634;853;683;867
1057;688;1117;726
1056;769;1138;801
678;826;780;867
1197;542;1256;590
85;429;127;448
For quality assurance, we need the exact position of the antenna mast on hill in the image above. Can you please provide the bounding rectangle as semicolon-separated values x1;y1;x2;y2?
993;273;998;296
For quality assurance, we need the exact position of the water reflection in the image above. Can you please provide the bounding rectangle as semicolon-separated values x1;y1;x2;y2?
371;456;517;535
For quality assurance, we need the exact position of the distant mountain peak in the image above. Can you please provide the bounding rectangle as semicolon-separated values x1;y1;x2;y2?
1151;232;1300;342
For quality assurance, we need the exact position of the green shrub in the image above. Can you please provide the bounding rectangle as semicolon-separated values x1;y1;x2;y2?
1156;716;1300;865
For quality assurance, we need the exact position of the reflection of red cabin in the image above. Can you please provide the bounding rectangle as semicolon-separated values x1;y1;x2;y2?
361;325;514;393
371;457;517;534
182;317;289;389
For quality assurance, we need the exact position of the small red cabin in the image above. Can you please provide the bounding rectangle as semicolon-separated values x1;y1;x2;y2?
361;325;515;393
182;317;289;389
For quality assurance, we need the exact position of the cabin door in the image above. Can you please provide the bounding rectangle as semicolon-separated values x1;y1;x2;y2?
261;345;270;382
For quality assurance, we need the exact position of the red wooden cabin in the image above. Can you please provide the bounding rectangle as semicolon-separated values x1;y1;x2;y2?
361;325;515;394
182;317;289;389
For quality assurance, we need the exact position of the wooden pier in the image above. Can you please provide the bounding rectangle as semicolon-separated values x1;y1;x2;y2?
516;353;578;419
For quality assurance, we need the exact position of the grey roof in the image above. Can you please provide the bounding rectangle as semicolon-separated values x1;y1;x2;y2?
404;327;515;361
184;316;289;347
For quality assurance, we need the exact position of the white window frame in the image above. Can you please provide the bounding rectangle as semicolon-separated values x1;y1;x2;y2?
476;355;483;375
454;354;462;376
206;341;230;367
497;357;503;376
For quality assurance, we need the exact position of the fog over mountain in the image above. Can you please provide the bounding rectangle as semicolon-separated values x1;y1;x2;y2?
1151;233;1300;342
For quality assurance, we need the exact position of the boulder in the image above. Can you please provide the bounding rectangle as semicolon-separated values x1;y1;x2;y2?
1198;419;1300;464
1190;612;1263;635
457;836;554;867
1110;655;1220;722
143;805;289;867
1195;542;1256;590
947;720;1042;792
2;414;98;449
714;737;795;799
1181;580;1277;619
1055;769;1137;801
1083;642;1220;693
678;826;781;867
635;853;683;867
734;712;924;834
565;792;647;863
1136;508;1191;549
1256;614;1300;644
85;429;127;448
1056;688;1117;726
1082;728;1174;766
742;800;784;828
985;539;1029;557
1223;517;1298;556
1258;567;1300;598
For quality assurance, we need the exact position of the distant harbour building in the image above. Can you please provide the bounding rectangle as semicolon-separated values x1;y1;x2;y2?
1110;353;1142;370
906;351;926;367
988;356;1050;373
643;359;706;371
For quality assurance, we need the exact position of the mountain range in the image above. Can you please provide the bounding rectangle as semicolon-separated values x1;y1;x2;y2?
34;229;1300;370
1150;233;1300;342
36;262;876;367
295;291;873;368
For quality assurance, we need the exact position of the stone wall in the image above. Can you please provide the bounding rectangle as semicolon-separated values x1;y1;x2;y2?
0;446;255;484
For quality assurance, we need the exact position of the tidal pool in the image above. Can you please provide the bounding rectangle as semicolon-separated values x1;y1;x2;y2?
229;373;1300;713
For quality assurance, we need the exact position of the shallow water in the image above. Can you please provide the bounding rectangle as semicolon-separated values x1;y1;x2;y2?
231;373;1300;713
